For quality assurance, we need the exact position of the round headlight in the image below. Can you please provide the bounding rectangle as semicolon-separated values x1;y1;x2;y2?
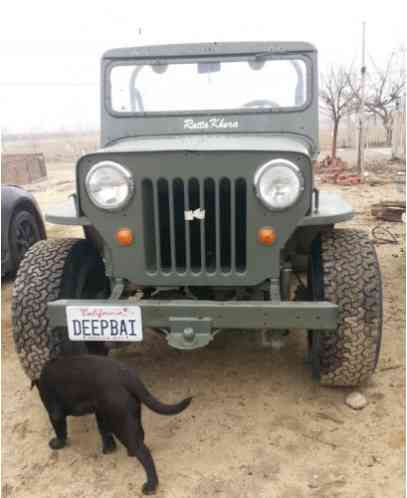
85;161;133;210
254;159;304;210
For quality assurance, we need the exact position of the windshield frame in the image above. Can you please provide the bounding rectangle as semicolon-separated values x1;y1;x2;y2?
104;53;314;118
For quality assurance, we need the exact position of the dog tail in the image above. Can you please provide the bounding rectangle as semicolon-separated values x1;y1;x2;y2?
127;373;192;415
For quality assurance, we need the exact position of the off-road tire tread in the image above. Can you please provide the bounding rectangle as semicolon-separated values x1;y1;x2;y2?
319;229;383;386
12;239;81;381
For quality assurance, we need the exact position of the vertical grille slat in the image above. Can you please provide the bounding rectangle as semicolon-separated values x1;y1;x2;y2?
230;179;236;272
188;178;202;272
152;180;162;271
168;180;176;272
235;178;247;272
183;179;192;271
142;177;247;276
142;179;157;273
204;178;216;272
199;180;206;271
214;180;221;272
219;178;232;272
157;178;172;271
173;179;187;271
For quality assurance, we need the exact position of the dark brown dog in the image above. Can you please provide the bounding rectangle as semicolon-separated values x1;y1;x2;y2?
35;354;192;495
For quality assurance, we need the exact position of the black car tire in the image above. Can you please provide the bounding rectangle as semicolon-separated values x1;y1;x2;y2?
310;229;383;386
9;209;42;274
12;238;109;381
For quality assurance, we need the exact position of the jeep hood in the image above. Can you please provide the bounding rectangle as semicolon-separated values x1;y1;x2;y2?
98;134;314;158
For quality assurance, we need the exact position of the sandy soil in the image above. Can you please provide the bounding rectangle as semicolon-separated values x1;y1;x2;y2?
1;160;405;498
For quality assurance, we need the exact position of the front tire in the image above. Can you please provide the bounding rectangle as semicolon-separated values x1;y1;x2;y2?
310;229;383;386
12;238;109;381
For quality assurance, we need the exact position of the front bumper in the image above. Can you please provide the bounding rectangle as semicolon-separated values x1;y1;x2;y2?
48;299;337;349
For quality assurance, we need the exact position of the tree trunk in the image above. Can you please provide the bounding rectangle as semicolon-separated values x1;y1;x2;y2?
331;120;339;159
385;123;393;146
382;114;393;146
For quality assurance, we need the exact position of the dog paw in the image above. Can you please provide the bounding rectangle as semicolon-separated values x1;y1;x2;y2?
102;437;117;454
49;438;67;450
142;482;158;495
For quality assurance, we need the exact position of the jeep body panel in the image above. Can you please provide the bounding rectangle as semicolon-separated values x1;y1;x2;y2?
45;41;353;288
48;298;338;351
74;149;311;286
101;42;319;156
46;191;352;229
97;133;312;155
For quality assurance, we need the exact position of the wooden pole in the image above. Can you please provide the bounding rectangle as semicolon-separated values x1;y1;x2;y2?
356;21;367;177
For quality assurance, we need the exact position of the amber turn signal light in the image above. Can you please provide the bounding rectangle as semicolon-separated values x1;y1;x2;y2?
258;227;277;245
116;228;134;246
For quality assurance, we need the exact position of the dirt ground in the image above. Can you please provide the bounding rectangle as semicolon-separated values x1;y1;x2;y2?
1;158;405;498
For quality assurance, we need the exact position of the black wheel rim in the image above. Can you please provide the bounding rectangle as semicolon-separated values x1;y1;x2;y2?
15;219;38;260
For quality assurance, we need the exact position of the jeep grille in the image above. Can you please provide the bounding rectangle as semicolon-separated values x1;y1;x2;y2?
142;177;247;275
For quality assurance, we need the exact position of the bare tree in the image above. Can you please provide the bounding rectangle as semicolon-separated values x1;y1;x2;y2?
351;51;406;145
320;66;356;160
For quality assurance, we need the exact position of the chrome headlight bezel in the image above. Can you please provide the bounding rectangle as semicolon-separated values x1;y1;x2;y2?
254;159;304;211
85;161;134;211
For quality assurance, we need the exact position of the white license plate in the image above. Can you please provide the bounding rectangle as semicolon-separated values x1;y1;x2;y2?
66;306;143;342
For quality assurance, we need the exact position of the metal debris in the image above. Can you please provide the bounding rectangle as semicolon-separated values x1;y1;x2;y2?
371;226;399;245
371;201;406;222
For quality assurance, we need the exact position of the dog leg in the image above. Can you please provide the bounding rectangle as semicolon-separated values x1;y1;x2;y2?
133;444;159;496
114;415;159;495
48;410;67;450
37;384;68;449
95;411;117;454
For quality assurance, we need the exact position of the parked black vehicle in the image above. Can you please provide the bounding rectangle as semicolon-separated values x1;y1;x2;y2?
1;184;46;276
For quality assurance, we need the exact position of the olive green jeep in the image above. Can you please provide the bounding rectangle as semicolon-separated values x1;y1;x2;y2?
12;42;382;386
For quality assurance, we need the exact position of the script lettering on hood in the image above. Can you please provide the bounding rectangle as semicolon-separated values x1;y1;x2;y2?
184;118;239;130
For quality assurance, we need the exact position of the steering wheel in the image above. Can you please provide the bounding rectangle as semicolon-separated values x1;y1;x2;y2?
242;99;279;109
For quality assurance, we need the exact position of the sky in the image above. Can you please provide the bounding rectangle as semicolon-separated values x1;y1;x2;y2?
0;0;405;134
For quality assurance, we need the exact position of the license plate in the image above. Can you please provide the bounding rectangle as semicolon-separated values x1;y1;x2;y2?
66;306;143;342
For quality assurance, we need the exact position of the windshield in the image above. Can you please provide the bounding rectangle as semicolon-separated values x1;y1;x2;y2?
109;58;308;114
